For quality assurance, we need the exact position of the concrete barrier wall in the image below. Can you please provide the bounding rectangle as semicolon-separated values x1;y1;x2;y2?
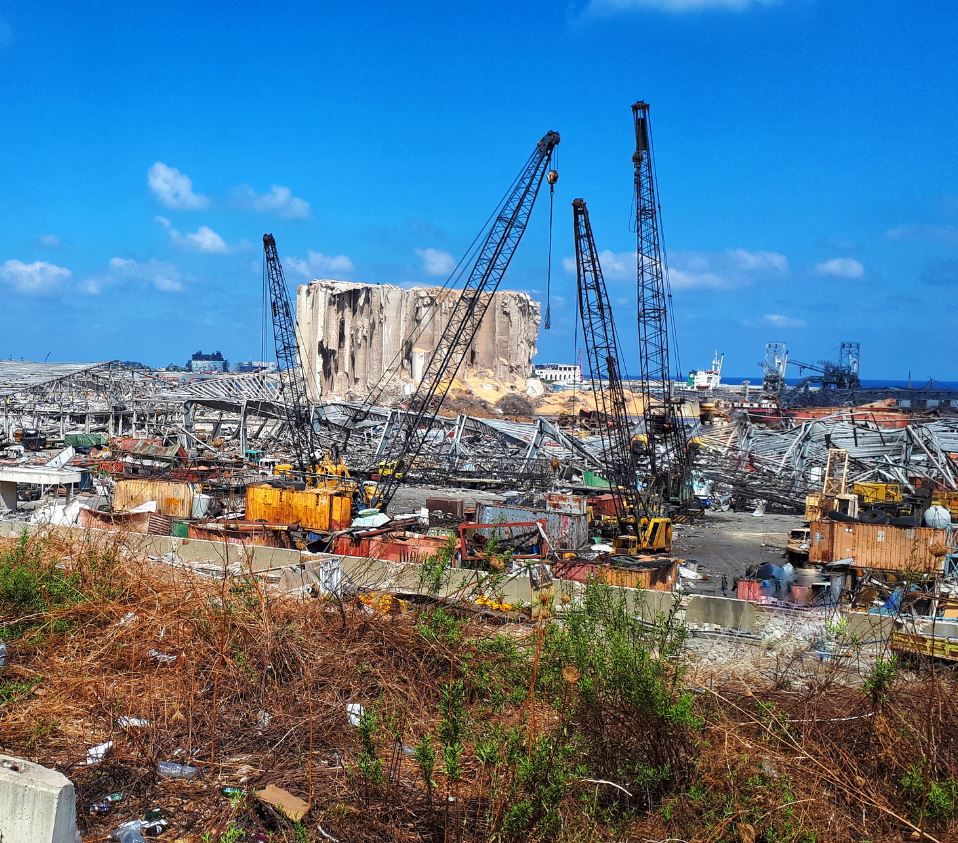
685;595;759;633
0;754;76;843
0;522;303;573
845;611;895;643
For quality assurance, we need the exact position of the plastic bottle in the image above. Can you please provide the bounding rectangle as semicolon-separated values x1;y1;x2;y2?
157;761;198;779
111;821;145;843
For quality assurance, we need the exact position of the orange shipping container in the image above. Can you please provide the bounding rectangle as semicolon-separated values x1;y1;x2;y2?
245;484;352;532
808;519;947;574
114;478;197;518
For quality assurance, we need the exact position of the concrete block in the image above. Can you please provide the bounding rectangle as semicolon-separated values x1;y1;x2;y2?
0;754;76;843
685;595;758;633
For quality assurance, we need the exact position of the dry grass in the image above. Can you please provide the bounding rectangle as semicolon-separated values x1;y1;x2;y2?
1;529;958;842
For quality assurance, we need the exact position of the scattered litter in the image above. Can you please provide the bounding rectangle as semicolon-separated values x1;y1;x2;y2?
112;821;145;843
317;824;340;842
255;709;271;730
255;783;310;821
346;702;364;726
117;612;137;627
118;716;150;729
221;786;246;798
0;642;7;670
156;761;198;779
89;800;113;816
148;649;176;665
86;740;113;765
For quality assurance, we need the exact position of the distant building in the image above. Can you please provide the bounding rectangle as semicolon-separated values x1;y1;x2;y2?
534;363;581;384
187;350;228;373
236;360;278;373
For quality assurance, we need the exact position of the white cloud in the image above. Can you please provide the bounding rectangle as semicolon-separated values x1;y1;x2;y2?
107;256;186;293
728;248;788;273
562;246;787;290
814;257;864;279
762;313;806;329
0;260;71;294
234;185;309;219
37;234;61;249
887;224;958;247
284;249;355;278
415;247;456;277
589;0;777;12
155;216;229;253
147;162;209;210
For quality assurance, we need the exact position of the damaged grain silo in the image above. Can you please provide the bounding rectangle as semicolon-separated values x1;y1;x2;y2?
295;279;540;402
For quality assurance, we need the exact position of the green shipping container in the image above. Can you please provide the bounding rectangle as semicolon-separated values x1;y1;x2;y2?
65;432;108;448
583;470;611;489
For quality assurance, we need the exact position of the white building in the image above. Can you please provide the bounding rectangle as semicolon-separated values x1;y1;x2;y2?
534;363;582;384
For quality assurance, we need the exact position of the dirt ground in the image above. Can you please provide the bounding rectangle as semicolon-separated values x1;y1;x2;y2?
672;510;805;594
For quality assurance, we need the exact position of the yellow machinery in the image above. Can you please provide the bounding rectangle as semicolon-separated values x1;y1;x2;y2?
612;516;672;554
852;482;904;504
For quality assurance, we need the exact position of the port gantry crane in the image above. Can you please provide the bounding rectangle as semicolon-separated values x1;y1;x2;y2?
369;130;560;511
573;198;672;553
632;101;692;511
263;233;318;480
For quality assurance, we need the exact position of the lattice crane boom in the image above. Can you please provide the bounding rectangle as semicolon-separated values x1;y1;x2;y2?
632;100;691;505
263;233;315;477
573;198;645;521
372;130;560;510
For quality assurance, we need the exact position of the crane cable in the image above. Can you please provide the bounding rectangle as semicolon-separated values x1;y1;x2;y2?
544;161;558;330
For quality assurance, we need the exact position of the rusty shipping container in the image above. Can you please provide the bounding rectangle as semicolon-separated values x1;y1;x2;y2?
545;492;588;516
808;519;947;573
245;484;352;532
333;532;447;564
113;478;197;518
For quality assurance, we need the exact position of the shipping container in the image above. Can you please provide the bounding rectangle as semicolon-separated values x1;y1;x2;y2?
333;532;446;564
425;497;464;520
808;519;947;573
553;557;677;591
114;479;198;518
476;502;588;551
545;492;588;515
245;484;352;532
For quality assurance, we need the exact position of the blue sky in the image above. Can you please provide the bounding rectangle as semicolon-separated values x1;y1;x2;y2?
1;0;956;379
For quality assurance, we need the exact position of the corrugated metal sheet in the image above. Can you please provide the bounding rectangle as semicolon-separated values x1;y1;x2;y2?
78;507;171;535
114;479;197;518
112;437;185;461
245;484;352;532
188;520;293;548
809;519;947;573
476;502;587;551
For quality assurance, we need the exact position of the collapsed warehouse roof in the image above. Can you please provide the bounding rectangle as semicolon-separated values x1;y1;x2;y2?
697;409;958;510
